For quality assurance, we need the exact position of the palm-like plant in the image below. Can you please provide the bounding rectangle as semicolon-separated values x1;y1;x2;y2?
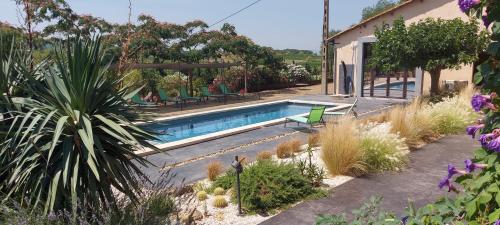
0;37;157;213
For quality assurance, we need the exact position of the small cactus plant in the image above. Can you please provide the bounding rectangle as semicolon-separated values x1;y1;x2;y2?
212;196;228;208
207;161;223;181
213;187;225;196
197;191;208;201
257;151;273;161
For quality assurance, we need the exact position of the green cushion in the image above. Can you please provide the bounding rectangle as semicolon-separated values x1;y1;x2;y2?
287;116;308;124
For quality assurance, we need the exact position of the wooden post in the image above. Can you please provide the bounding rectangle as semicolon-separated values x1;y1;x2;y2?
386;75;390;97
370;70;375;97
321;0;329;95
402;69;408;99
244;64;248;96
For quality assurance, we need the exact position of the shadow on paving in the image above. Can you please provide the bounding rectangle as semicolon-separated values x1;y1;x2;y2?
259;135;479;225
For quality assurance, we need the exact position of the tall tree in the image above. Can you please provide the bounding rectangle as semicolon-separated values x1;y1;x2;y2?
370;17;488;95
361;0;407;21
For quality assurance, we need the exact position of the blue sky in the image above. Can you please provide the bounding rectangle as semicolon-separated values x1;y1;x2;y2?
0;0;379;51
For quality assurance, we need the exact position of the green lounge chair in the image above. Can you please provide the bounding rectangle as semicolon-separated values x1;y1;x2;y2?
201;86;225;102
324;98;358;118
158;89;179;105
219;84;242;98
179;86;202;103
284;106;326;128
131;94;156;107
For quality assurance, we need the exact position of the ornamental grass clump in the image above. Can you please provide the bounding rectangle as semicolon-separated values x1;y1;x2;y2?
276;142;293;159
385;99;438;148
289;140;303;153
320;118;366;176
207;161;223;181
426;95;477;135
359;123;409;172
308;133;320;147
404;98;438;144
256;151;273;161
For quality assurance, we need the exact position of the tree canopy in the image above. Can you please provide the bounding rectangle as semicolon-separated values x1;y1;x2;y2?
370;17;489;95
361;0;407;21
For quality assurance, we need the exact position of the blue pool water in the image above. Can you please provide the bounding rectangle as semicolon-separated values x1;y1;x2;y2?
144;102;333;143
375;81;415;91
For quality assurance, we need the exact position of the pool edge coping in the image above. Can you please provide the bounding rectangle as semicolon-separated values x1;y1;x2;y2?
136;99;352;156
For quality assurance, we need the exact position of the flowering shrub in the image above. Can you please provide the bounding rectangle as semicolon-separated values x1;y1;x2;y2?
359;123;409;172
281;64;310;84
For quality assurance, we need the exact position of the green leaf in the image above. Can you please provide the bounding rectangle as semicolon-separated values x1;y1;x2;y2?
489;209;500;223
478;192;492;204
487;183;499;193
487;41;500;57
48;116;69;161
465;200;477;218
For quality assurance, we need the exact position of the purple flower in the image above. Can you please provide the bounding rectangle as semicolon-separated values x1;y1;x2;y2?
471;94;495;112
479;129;500;147
466;124;484;138
438;176;456;192
464;159;487;173
447;164;465;178
401;216;409;225
482;14;491;28
458;0;480;12
494;220;500;225
487;136;500;152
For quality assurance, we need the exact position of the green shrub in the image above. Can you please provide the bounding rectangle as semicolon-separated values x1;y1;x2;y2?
237;160;316;213
316;196;399;225
297;146;325;187
210;169;236;192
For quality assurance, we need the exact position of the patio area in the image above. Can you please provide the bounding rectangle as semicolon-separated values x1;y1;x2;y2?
139;93;409;186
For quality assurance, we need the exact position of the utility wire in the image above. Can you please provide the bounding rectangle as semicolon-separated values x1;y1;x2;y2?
209;0;264;28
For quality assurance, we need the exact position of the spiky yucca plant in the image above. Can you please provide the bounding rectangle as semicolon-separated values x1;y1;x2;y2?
0;37;157;214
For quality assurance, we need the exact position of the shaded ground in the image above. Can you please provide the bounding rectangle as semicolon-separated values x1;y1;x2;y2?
259;135;479;225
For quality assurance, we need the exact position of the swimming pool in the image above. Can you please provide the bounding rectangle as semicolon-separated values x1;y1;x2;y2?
144;101;337;143
374;81;415;91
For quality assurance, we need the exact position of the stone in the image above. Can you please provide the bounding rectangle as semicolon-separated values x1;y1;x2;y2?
180;209;203;224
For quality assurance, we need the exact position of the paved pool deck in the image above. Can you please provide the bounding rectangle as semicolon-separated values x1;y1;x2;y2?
138;95;409;186
259;135;479;225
